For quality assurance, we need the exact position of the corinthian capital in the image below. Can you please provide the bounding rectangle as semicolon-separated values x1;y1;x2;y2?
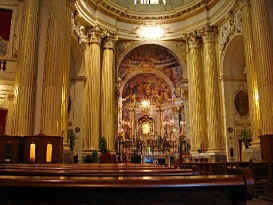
201;26;218;44
103;31;118;50
186;32;201;49
88;25;105;45
239;0;250;8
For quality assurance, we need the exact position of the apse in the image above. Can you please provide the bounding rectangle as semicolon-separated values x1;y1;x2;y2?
117;44;187;159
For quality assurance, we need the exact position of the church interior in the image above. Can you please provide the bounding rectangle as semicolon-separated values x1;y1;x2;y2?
0;0;272;204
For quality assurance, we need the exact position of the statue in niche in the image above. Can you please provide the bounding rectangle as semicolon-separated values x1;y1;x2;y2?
234;90;249;116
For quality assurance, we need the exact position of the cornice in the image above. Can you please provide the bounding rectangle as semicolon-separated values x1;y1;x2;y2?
79;0;216;24
75;0;236;40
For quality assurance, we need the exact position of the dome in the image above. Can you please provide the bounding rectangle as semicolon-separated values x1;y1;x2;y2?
114;0;194;12
75;0;234;40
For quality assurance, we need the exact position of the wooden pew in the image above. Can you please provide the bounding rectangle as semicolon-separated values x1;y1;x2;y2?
0;164;196;177
0;170;252;205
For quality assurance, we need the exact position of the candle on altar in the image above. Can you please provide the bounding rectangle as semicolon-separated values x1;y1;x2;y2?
30;143;35;162
46;144;53;163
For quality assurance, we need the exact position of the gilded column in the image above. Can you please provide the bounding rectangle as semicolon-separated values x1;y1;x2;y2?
202;27;225;152
250;0;273;134
240;0;261;147
101;35;116;151
187;34;208;152
40;0;71;138
84;27;103;151
12;0;39;135
250;0;273;161
61;0;72;147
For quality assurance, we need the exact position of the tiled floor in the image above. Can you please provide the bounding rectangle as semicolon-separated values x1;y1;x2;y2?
248;199;273;205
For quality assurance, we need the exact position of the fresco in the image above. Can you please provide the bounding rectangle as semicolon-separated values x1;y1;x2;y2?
119;44;183;87
122;73;171;106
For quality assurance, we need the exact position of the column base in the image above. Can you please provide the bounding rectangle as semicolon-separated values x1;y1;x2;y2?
191;152;227;162
260;135;273;162
191;152;226;162
243;147;262;162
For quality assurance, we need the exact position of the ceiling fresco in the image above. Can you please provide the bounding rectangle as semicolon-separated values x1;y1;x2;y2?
118;44;183;88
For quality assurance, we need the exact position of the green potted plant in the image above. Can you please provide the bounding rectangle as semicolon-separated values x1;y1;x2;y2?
241;129;251;149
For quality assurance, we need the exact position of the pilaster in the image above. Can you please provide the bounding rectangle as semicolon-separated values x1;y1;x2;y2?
40;0;71;141
240;0;261;150
11;0;40;135
250;0;273;161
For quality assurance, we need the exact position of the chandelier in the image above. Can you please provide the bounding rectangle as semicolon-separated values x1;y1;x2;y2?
141;100;151;113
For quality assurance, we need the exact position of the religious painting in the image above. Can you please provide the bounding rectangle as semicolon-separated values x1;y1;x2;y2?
137;115;154;137
119;45;183;85
0;8;12;56
234;90;249;116
122;73;171;107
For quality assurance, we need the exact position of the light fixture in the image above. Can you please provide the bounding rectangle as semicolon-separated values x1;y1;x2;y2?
141;100;150;108
137;25;164;40
0;59;7;71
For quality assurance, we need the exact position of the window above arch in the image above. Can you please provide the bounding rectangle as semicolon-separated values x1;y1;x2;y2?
134;0;166;5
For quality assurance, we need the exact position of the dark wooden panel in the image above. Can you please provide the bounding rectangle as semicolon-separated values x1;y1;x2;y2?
0;136;23;163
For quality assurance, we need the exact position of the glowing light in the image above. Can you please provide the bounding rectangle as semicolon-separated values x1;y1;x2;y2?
138;26;164;40
255;89;259;102
30;143;35;162
141;100;150;108
142;122;150;134
46;144;53;163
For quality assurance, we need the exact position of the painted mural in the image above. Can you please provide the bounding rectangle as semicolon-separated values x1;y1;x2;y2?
119;44;183;88
122;73;171;107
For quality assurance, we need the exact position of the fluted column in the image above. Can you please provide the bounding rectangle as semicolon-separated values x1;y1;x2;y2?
11;0;39;135
250;0;273;161
187;35;208;152
84;28;103;151
40;0;71;140
240;0;261;147
101;36;115;151
250;0;273;134
202;27;225;152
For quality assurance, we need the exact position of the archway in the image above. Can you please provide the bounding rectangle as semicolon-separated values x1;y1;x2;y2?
117;44;187;163
222;35;250;162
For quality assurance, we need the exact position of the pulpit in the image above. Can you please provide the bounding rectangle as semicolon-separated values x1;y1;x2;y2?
23;135;63;163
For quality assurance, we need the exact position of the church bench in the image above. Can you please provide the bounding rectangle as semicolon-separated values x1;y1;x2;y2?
0;164;196;177
0;173;252;205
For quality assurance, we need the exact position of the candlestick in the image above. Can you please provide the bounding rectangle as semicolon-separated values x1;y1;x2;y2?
30;143;35;162
46;144;53;163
